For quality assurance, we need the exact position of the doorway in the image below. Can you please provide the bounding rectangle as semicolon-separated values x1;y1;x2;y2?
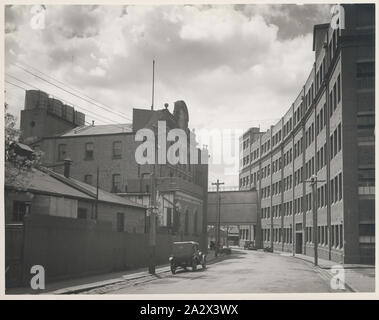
296;232;303;254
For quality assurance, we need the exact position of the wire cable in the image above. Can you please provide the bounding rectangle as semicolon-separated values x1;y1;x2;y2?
5;74;130;127
11;62;133;121
13;59;133;120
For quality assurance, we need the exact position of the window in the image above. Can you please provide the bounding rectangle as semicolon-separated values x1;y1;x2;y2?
320;147;324;169
77;208;87;219
117;212;125;232
85;142;94;160
338;123;342;151
193;210;198;234
331;226;335;247
339;173;342;200
334;176;338;202
112;174;121;193
58;144;67;161
112;141;122;159
330;179;334;203
84;174;93;185
337;75;341;102
321;185;325;207
309;227;312;243
184;210;189;234
12;201;30;222
357;62;375;89
320;108;324;129
321;226;325;244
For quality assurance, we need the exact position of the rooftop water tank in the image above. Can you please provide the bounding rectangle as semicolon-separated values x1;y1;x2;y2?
74;110;85;126
62;104;74;123
24;90;49;110
48;98;63;117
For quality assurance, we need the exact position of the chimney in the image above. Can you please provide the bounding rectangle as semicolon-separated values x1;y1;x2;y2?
63;158;72;178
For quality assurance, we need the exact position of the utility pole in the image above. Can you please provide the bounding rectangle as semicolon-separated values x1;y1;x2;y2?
95;166;99;220
212;179;224;257
148;164;157;274
151;59;155;110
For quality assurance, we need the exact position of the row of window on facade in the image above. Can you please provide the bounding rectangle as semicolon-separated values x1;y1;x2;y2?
329;74;341;118
244;99;341;173
242;138;250;150
262;224;343;249
241;63;370;184
261;173;343;219
311;28;338;110
283;117;293;139
240;120;342;189
262;228;293;244
305;225;343;248
58;141;123;161
84;173;124;193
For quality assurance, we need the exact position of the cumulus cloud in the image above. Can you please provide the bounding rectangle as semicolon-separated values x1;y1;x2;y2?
4;4;331;186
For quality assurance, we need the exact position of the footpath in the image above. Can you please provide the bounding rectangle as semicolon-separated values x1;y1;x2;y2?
288;252;375;292
6;251;223;295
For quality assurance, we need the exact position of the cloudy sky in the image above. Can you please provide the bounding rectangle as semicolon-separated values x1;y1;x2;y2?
5;4;332;186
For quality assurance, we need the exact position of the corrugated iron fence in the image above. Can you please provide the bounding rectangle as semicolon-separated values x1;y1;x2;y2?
6;214;200;288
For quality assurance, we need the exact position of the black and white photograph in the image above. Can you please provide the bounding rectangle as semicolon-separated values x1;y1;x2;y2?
2;1;376;297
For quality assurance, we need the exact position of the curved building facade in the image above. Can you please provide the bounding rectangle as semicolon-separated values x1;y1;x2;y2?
239;4;375;264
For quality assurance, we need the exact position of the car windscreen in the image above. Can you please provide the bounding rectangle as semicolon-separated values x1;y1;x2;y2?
172;243;192;255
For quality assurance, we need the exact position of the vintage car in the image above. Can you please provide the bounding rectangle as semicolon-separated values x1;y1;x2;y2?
169;241;206;274
243;241;257;250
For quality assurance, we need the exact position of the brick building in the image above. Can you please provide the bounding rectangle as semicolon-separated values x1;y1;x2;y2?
21;99;209;250
239;4;375;264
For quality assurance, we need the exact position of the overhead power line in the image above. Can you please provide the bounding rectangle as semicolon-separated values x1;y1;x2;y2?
5;80;28;91
12;60;133;121
13;60;134;121
5;79;93;125
5;76;125;127
11;62;133;122
5;74;114;125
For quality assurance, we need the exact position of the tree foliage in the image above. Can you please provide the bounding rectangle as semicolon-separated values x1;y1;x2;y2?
5;102;43;188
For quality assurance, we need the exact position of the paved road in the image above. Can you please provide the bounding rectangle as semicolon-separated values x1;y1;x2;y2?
85;249;346;294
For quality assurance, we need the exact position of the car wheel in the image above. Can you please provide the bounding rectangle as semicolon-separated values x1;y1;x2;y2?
191;260;197;271
170;265;176;274
201;256;206;270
